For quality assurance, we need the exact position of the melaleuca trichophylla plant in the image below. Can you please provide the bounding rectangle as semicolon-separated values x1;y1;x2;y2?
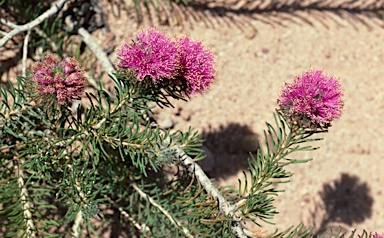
0;28;376;237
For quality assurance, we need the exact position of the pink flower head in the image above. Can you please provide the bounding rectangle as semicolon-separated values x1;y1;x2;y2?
117;29;180;83
373;233;384;238
278;69;343;125
177;37;215;95
31;54;87;105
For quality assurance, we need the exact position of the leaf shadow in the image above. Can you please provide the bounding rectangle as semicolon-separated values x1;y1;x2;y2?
185;0;384;32
199;123;260;179
312;173;374;236
114;0;384;35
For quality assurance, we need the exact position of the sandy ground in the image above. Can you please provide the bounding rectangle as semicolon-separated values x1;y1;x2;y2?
2;0;384;236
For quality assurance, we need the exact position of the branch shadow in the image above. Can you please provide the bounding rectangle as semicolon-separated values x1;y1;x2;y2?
312;173;374;236
187;0;384;30
199;123;260;179
113;0;384;36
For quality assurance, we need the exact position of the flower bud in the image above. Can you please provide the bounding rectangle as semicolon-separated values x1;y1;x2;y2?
30;54;87;105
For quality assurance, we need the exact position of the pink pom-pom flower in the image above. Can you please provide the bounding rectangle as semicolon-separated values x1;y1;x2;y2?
117;29;180;83
278;69;344;126
177;37;216;95
31;54;86;105
116;29;216;96
373;233;384;238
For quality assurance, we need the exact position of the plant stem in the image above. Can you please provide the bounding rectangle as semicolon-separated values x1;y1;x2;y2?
22;30;31;77
131;182;194;238
106;196;151;237
92;96;129;130
69;165;86;238
174;147;248;238
16;161;37;238
72;211;82;238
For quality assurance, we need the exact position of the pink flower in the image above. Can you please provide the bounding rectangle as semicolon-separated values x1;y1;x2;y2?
373;233;384;238
31;54;86;105
117;29;180;83
177;37;215;95
278;69;343;125
116;29;216;96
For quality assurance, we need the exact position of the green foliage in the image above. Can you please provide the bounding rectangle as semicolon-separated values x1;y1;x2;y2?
0;69;205;236
237;111;325;226
0;67;354;237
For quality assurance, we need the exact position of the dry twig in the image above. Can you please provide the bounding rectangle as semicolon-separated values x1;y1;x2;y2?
0;0;70;47
175;146;249;238
16;161;37;238
22;30;31;77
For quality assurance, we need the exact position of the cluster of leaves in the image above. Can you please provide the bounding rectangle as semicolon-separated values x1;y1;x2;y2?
0;69;205;236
